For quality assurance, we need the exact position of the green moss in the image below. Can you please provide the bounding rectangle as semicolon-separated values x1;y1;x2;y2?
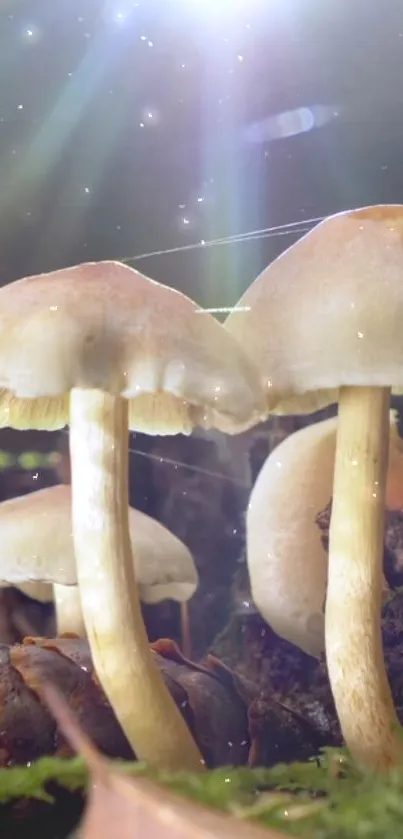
0;756;88;804
2;749;403;838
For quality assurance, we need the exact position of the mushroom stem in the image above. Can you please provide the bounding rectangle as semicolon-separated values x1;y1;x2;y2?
53;584;86;637
69;388;204;771
326;385;402;771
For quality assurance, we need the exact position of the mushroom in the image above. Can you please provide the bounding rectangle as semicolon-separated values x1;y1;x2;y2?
0;484;198;640
0;260;265;770
247;413;403;658
225;204;403;770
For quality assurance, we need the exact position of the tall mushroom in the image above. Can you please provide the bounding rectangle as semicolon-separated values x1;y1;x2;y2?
225;204;403;770
247;413;403;657
0;260;265;770
0;485;198;639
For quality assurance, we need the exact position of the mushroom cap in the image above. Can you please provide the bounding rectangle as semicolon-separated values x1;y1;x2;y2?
247;412;403;656
0;261;265;434
225;205;403;415
0;485;198;603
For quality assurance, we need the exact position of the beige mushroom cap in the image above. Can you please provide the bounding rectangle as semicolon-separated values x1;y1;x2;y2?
0;260;265;434
0;485;198;603
225;205;403;415
247;413;403;657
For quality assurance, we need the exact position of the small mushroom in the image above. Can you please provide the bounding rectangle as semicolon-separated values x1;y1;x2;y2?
247;413;403;658
0;484;198;640
226;205;403;769
0;260;265;770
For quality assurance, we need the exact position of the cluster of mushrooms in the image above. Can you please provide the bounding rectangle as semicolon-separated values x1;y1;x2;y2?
0;203;401;775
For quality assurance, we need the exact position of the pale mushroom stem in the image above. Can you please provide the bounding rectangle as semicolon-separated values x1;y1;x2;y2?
326;385;403;771
69;388;204;771
53;584;86;638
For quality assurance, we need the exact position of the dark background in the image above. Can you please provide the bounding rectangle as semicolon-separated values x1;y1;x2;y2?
1;0;402;311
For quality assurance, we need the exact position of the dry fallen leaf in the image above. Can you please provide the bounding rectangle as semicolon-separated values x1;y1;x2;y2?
0;636;253;768
44;684;292;839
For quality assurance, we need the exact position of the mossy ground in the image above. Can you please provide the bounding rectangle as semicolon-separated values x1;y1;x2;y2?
1;748;403;838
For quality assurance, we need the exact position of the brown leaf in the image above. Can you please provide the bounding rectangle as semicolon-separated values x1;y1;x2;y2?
0;637;251;767
44;684;292;839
